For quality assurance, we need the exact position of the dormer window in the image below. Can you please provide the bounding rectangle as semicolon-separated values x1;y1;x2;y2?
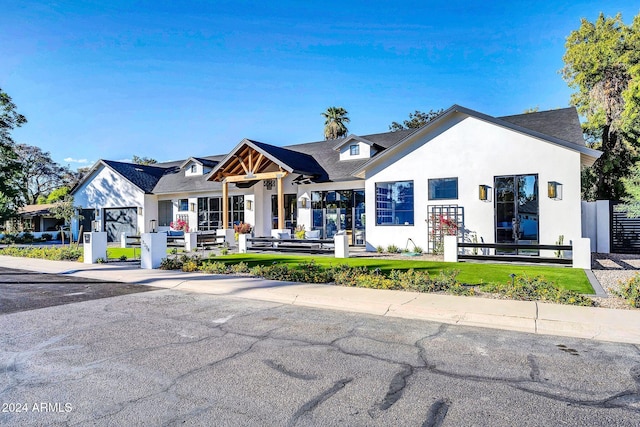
350;144;360;156
190;164;197;173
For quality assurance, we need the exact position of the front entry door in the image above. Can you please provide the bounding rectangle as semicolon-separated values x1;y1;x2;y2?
495;175;538;254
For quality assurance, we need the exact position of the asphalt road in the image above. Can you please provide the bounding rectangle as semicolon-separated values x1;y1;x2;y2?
1;267;640;426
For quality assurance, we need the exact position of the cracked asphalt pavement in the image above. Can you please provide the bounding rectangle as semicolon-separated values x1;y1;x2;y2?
1;270;640;425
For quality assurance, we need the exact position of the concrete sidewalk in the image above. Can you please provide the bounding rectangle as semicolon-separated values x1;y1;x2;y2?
1;255;640;345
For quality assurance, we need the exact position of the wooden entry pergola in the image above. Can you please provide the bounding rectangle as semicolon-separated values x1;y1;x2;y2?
208;140;290;230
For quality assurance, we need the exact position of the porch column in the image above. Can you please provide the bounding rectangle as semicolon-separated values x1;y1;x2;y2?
222;180;229;229
277;174;285;230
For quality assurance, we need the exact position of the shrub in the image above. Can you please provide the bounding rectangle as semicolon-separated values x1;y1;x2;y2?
482;274;594;306
614;274;640;308
413;246;423;254
96;257;107;264
119;255;128;261
0;245;82;261
200;261;229;274
230;262;250;274
387;244;400;253
182;259;199;272
41;233;53;241
160;257;183;270
376;245;384;253
220;247;229;256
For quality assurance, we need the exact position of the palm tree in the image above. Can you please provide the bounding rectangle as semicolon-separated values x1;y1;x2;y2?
321;107;350;140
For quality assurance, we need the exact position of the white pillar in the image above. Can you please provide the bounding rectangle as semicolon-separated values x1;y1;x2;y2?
121;232;128;248
334;232;349;258
141;233;167;269
83;232;107;264
184;232;197;252
572;238;592;269
444;235;458;262
595;200;611;253
238;233;250;253
217;229;236;246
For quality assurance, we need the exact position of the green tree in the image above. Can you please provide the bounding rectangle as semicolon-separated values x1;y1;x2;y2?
15;144;76;205
389;109;444;131
0;88;26;223
132;155;158;165
49;195;83;244
321;107;350;140
562;12;640;200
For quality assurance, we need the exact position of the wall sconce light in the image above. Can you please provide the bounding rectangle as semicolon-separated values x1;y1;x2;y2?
91;220;100;232
137;206;143;215
548;181;562;200
301;198;308;208
190;202;196;212
149;219;157;233
246;200;253;211
479;185;491;201
94;208;100;218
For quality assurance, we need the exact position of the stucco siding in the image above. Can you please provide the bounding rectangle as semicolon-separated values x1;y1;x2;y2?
364;115;583;251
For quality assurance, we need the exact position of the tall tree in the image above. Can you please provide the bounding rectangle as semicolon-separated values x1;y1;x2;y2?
132;155;158;165
389;109;444;131
0;88;26;222
562;12;640;200
321;107;350;140
15;144;76;205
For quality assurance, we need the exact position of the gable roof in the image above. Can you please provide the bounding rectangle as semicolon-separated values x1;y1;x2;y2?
71;160;167;195
207;138;328;182
352;104;602;178
498;107;585;147
179;156;219;169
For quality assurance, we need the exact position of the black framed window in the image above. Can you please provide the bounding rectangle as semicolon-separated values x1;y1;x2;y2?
428;178;458;200
178;199;189;211
375;181;414;225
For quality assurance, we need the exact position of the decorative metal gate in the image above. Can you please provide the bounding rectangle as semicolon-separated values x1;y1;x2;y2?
612;202;640;254
427;205;464;254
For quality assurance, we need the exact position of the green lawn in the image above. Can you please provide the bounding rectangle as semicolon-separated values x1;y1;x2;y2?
212;254;594;294
106;247;182;259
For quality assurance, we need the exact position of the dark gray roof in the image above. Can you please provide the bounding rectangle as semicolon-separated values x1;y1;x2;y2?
102;160;166;194
152;156;225;194
91;107;588;195
248;139;327;179
283;129;416;182
499;107;585;146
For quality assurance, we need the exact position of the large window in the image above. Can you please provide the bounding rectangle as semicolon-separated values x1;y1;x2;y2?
375;181;414;225
197;196;244;231
428;178;458;200
271;194;297;229
158;200;173;226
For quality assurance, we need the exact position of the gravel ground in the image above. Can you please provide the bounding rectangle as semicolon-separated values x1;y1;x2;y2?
590;253;639;310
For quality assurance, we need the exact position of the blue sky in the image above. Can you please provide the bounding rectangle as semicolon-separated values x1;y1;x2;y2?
2;1;639;168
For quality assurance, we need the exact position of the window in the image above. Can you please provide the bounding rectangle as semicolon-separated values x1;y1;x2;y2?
190;164;197;173
375;181;414;225
350;144;360;156
178;199;189;211
158;201;173;226
429;178;458;200
197;196;244;231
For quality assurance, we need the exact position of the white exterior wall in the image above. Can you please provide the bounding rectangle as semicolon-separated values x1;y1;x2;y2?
74;165;146;209
363;114;583;251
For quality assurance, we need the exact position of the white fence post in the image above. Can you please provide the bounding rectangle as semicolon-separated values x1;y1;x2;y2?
444;235;458;262
572;238;592;269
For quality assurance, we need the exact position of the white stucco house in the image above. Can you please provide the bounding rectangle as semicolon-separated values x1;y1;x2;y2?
70;105;601;254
